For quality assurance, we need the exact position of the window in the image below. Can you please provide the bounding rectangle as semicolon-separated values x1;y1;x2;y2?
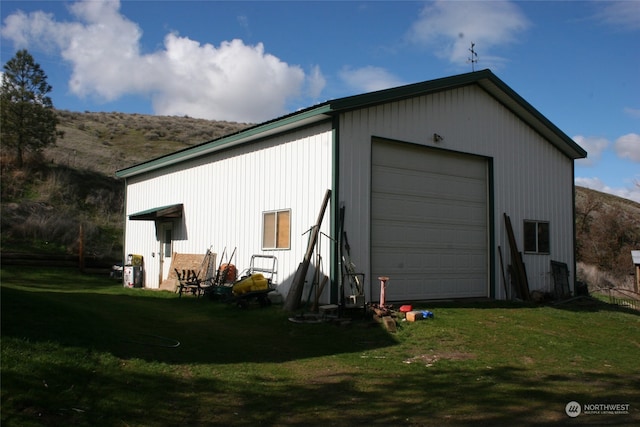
163;228;173;258
524;220;549;254
263;209;291;250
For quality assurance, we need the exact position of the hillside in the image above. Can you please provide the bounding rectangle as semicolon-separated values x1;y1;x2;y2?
1;110;639;291
1;110;251;260
575;186;640;290
51;110;251;176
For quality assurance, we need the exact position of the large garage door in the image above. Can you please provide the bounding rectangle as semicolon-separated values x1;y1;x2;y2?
371;139;488;301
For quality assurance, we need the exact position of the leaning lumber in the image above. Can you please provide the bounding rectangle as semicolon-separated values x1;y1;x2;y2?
503;213;531;300
283;189;332;311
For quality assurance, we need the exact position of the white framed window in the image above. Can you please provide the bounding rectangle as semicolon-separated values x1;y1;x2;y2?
524;220;550;254
262;209;291;250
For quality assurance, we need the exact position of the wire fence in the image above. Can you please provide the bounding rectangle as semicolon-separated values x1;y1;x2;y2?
593;287;640;311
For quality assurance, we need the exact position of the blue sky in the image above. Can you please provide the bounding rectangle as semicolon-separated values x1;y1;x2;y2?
1;1;639;201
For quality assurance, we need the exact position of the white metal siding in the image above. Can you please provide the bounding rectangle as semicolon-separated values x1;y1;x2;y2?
124;122;333;295
339;85;576;300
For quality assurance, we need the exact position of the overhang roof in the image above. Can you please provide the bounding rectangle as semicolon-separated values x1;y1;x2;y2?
116;69;587;179
129;204;183;221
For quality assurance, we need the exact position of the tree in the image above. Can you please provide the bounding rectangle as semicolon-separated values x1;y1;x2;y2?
1;49;60;167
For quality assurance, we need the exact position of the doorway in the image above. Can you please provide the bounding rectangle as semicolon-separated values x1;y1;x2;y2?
159;222;173;284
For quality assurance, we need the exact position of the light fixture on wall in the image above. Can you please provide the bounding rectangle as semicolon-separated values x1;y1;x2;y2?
432;133;444;143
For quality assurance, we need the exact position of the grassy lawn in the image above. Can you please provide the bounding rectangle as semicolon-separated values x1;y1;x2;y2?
1;266;639;426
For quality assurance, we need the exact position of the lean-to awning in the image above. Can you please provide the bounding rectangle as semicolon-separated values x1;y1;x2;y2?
129;204;183;221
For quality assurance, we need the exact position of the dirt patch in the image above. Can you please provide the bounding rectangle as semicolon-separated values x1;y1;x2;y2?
403;351;476;367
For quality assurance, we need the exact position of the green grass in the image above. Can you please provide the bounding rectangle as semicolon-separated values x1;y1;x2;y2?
2;266;639;426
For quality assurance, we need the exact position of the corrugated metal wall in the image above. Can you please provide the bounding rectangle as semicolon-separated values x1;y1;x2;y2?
338;84;576;299
124;122;334;295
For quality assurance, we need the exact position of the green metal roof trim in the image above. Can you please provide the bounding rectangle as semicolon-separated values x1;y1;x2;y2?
328;70;488;111
327;69;587;160
474;71;587;159
116;104;333;178
129;203;183;221
116;70;586;179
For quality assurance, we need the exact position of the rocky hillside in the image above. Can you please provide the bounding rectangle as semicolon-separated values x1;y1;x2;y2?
1;110;638;290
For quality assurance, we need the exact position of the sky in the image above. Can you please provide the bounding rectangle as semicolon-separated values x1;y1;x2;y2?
1;0;639;202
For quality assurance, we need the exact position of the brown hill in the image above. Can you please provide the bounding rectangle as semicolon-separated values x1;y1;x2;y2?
575;186;640;291
50;110;251;176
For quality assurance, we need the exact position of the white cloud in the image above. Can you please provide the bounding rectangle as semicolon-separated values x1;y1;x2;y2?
573;135;610;166
406;0;529;67
614;133;640;162
306;65;326;99
237;15;251;37
0;0;322;123
597;1;640;31
575;176;640;203
575;133;640;203
339;66;405;93
623;107;640;119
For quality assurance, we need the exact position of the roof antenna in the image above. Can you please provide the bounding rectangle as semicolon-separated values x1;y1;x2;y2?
468;42;478;72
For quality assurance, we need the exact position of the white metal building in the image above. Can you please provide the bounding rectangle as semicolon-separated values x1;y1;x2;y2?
116;70;587;303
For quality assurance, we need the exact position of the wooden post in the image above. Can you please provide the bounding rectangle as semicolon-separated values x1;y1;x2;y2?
631;251;640;294
378;276;389;306
78;222;85;273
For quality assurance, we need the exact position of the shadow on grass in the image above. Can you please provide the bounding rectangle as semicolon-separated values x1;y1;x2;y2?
3;268;640;426
3;342;638;426
548;295;640;316
1;285;397;364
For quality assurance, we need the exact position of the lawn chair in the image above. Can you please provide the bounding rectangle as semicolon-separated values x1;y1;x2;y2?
176;249;217;298
175;268;204;298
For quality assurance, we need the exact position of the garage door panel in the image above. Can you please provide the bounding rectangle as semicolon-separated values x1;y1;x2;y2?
372;195;486;228
374;141;486;180
379;275;487;301
373;166;486;204
373;249;486;273
372;221;485;248
371;139;488;301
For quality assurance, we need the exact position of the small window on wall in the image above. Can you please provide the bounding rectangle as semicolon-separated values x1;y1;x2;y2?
263;209;291;250
524;220;549;254
163;228;173;258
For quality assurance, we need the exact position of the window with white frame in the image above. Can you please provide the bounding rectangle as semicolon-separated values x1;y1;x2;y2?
524;220;550;254
262;209;291;250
